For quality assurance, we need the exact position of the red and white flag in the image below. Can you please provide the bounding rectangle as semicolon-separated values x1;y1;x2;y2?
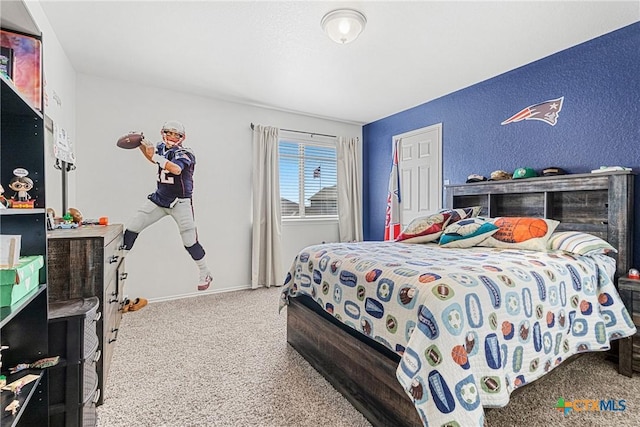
384;139;402;241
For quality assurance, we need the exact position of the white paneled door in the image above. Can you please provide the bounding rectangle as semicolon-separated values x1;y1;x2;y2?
396;124;442;227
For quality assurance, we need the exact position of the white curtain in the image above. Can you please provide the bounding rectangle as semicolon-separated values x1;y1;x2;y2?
251;125;283;288
337;136;363;242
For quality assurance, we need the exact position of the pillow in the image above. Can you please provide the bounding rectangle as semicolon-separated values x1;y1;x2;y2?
438;206;482;225
439;217;499;248
396;212;451;243
479;217;559;251
548;231;617;255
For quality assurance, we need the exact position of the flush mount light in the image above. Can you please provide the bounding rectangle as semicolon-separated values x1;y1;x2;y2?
321;9;367;45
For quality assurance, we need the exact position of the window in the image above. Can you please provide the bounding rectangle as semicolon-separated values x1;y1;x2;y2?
279;135;337;219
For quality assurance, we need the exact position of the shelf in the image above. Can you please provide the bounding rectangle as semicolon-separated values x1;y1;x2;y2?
0;285;46;328
0;209;45;216
1;3;47;425
0;78;42;119
43;357;68;371
0;369;43;427
0;0;41;36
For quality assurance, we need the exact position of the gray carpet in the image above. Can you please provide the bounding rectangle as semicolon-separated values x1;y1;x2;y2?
97;286;640;427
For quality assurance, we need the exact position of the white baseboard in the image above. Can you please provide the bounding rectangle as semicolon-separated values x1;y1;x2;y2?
146;283;253;304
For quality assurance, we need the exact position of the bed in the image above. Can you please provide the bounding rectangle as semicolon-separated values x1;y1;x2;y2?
279;171;635;426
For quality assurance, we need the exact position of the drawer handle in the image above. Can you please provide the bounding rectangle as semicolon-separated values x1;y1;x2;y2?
92;389;101;404
109;297;119;304
93;349;102;363
109;327;119;343
94;311;102;322
109;255;120;264
120;272;128;280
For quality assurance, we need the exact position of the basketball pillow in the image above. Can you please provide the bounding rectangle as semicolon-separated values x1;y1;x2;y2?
479;217;559;251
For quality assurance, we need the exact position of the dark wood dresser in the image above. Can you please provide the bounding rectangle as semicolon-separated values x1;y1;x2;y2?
47;224;128;406
48;297;100;427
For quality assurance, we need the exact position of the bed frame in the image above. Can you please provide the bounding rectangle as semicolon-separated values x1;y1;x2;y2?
286;171;635;427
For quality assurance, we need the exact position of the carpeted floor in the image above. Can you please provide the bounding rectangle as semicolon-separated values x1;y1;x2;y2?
97;286;640;427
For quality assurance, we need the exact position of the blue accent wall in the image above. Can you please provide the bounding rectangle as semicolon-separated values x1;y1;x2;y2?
363;22;640;265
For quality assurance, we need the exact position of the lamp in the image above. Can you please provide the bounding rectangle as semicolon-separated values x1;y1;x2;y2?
321;9;367;45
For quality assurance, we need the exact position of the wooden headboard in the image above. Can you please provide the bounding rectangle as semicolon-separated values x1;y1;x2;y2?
444;171;634;279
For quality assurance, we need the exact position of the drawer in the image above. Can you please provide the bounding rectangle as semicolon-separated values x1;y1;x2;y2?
84;307;100;359
83;357;99;404
104;233;123;284
104;275;122;321
82;392;99;427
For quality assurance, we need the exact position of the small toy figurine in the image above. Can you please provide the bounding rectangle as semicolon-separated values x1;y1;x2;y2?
0;184;8;209
8;168;34;208
4;399;19;416
46;208;56;230
55;212;79;229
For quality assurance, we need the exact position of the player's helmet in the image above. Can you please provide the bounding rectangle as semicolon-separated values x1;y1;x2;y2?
161;120;185;145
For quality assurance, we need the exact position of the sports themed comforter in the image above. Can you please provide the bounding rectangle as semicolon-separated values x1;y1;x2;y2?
279;241;636;426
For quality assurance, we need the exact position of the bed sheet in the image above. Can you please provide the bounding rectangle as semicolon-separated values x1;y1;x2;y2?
279;241;636;426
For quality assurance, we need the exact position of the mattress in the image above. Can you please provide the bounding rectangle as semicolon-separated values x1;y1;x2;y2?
279;241;636;426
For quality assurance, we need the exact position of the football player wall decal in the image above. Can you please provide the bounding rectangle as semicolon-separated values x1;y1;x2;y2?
120;120;213;292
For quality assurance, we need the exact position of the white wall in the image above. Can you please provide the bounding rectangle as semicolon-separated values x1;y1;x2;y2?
24;1;77;215
282;219;341;275
75;74;361;301
24;0;362;302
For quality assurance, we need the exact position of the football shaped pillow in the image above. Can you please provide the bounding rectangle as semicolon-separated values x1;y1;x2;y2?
116;132;144;149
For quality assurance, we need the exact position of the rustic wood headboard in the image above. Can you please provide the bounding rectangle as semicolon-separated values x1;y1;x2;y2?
444;171;634;279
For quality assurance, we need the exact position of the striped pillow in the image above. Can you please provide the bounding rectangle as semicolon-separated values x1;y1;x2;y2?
547;231;617;255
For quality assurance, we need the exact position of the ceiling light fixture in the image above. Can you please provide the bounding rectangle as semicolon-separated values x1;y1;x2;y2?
321;9;367;45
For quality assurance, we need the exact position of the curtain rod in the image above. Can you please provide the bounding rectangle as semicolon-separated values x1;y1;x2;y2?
250;123;336;138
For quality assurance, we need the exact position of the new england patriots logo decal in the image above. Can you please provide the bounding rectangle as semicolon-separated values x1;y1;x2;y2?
501;97;564;126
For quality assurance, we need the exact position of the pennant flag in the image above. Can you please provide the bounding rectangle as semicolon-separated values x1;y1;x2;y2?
501;97;564;126
313;166;321;178
384;139;402;241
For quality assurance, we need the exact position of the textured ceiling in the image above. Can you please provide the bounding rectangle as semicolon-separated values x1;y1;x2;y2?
38;1;640;124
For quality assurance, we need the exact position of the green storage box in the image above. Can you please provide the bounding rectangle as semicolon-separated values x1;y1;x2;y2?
0;255;44;307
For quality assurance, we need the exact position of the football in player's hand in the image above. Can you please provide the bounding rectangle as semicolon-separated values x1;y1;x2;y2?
116;132;144;149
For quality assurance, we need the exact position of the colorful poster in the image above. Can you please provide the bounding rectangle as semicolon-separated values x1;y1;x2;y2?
0;30;42;111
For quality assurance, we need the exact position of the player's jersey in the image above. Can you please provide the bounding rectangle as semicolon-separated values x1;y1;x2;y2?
148;142;196;208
